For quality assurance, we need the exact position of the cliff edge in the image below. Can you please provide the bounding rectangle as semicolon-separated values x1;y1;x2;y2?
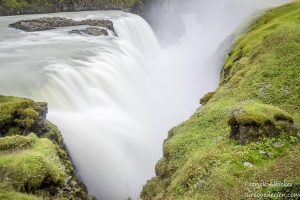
0;95;94;200
141;1;300;199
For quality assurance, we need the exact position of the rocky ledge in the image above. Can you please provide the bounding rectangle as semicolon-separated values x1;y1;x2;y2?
69;27;108;36
9;17;116;36
0;95;95;200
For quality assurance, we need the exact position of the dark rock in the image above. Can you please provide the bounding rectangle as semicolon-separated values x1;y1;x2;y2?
229;121;262;145
79;181;88;193
274;114;293;123
69;27;108;36
223;65;232;81
228;103;297;145
9;17;116;36
80;19;115;33
233;54;242;62
200;91;215;105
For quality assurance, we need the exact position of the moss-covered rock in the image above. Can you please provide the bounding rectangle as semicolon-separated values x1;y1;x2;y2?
228;102;298;145
141;1;300;199
0;96;93;200
199;92;215;106
0;95;48;137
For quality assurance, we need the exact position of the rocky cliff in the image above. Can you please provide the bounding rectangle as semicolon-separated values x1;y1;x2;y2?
0;95;94;200
141;1;300;199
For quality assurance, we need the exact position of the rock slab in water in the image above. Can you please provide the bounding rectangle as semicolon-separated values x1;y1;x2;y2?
69;27;108;36
9;17;116;35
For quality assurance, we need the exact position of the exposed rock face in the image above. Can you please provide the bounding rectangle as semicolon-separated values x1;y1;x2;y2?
69;27;108;36
9;17;116;35
227;103;297;145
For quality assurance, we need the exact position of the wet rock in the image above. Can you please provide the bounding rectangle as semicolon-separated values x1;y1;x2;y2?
9;17;116;35
69;27;108;36
80;19;115;33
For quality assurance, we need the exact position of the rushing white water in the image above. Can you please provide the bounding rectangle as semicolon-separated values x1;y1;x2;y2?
0;0;292;199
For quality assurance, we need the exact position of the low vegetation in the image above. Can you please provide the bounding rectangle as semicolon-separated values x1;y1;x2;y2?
0;96;90;199
0;0;138;10
0;133;64;198
141;1;300;199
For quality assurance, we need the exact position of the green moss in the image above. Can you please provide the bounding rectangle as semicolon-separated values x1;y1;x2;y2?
0;95;87;199
6;127;22;136
42;120;64;148
141;1;300;199
0;96;44;135
0;185;43;200
199;92;215;106
0;133;65;196
0;133;35;151
0;0;140;10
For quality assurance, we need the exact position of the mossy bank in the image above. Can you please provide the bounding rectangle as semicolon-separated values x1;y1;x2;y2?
0;95;93;200
141;1;300;199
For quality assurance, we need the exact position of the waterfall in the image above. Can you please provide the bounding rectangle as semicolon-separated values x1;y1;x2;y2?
0;11;162;199
0;0;292;199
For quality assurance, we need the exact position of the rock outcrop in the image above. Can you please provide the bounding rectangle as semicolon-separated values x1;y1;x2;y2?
0;95;94;200
69;27;108;36
9;17;115;35
227;102;297;145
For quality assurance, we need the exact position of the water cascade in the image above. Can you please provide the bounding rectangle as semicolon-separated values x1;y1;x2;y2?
0;0;291;199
